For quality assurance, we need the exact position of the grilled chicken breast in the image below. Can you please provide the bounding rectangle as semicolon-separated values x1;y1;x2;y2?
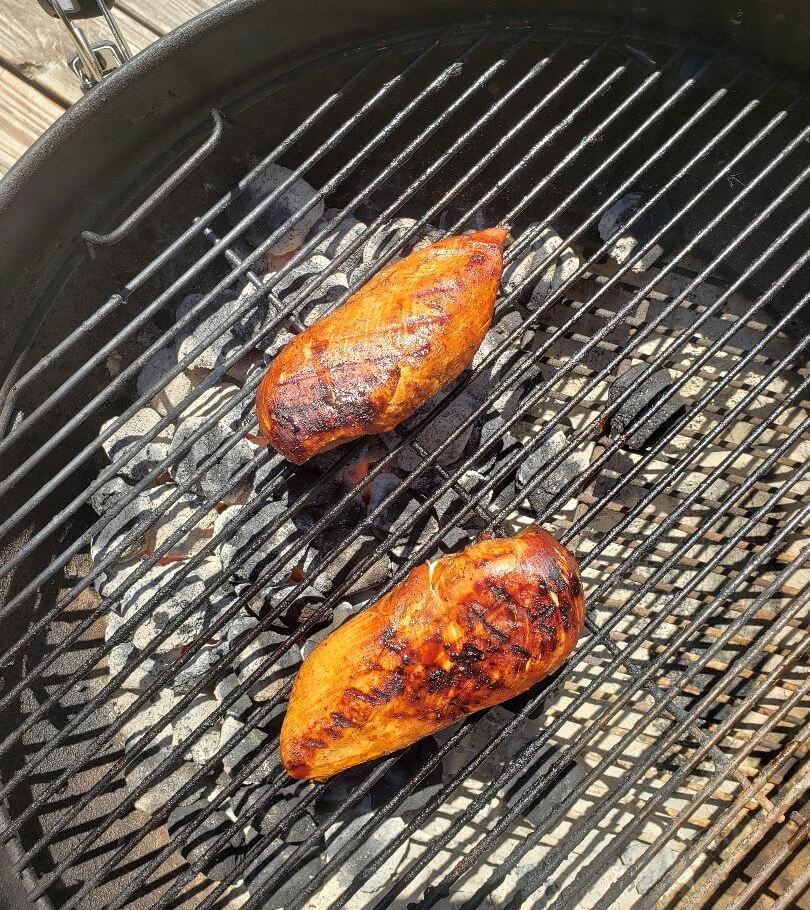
281;525;585;779
256;227;508;464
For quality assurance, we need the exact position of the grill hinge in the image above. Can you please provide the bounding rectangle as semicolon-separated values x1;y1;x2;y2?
36;0;131;91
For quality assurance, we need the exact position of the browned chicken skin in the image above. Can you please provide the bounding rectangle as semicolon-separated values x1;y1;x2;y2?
281;526;585;779
256;227;508;464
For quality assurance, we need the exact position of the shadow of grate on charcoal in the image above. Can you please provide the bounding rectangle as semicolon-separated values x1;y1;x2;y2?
0;17;809;910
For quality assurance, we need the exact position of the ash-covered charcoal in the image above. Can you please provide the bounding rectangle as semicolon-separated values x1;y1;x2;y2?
476;415;522;475
100;408;173;483
228;162;324;255
300;601;356;659
88;476;135;516
136;347;193;417
412;224;445;251
90;483;173;564
172;694;222;764
127;739;205;814
175;289;267;374
215;497;304;588
220;715;277;785
468;310;528;403
120;557;227;654
261;583;327;635
168;800;245;881
309;208;368;273
521;227;580;309
609;364;686;450
517;430;591;515
271;254;348;325
310;528;391;596
243;836;324;908
168;417;257;502
256;319;295;361
93;558;142;599
326;813;408;894
598;193;671;273
491;475;519;517
365;472;405;530
176;380;243;425
397;388;479;472
152;491;217;560
389;502;440;565
170;638;230;694
117;687;175;745
228;783;281;834
502;227;576;302
105;612;162;690
214;672;254;721
231;622;301;703
360;217;415;265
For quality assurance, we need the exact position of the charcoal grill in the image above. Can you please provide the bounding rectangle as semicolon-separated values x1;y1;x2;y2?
0;2;808;908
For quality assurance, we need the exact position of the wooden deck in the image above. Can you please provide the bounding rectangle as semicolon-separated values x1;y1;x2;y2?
0;0;220;175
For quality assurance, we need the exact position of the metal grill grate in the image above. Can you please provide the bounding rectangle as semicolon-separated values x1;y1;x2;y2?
0;17;808;910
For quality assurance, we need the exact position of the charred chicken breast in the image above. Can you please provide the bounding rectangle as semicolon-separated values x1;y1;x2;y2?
256;227;508;464
281;525;585;779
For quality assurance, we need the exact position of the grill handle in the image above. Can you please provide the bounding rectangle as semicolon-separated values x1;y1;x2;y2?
81;109;225;249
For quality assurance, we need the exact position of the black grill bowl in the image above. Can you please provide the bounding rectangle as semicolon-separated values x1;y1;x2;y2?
0;3;809;910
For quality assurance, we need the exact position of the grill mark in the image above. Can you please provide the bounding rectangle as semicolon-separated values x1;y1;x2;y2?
381;624;404;653
331;712;361;728
511;643;531;659
302;738;327;749
538;621;557;641
345;687;377;704
427;667;451;692
470;603;510;642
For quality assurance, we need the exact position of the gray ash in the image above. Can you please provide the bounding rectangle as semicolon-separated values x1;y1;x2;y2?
227;163;324;255
175;289;268;373
169;417;256;501
100;408;173;483
167;800;245;881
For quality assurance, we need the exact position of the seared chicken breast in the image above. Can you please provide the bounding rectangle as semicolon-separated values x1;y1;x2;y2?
281;526;585;779
257;227;508;464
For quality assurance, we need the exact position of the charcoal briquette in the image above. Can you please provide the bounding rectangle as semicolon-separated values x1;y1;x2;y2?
227;162;324;256
609;364;685;449
100;408;173;483
168;800;245;881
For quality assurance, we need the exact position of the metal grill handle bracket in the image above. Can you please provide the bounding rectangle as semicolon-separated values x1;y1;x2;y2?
81;109;225;250
37;0;131;90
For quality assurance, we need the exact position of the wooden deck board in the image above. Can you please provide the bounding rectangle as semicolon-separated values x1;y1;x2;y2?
116;0;217;36
0;65;65;174
0;1;219;177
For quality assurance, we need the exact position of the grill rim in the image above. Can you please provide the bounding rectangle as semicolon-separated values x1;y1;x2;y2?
0;12;804;910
